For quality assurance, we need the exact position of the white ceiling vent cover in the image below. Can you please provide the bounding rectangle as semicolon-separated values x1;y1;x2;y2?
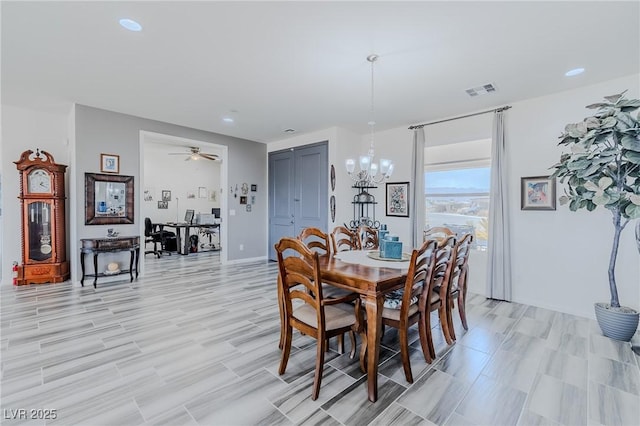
466;83;497;97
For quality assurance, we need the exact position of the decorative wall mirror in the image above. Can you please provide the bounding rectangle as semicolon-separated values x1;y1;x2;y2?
85;173;134;225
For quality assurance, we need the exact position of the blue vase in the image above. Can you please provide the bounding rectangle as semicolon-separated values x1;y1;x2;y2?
384;241;403;259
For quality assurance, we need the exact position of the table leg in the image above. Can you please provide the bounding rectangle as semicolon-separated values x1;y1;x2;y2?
175;228;183;255
184;226;191;255
134;248;140;279
93;253;98;288
80;252;85;286
129;249;135;282
363;294;384;402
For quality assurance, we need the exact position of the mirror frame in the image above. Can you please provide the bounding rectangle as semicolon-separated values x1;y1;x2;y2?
85;172;134;225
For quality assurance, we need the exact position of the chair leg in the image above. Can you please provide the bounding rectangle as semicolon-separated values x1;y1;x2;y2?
418;313;434;364
312;333;326;401
277;276;285;350
426;311;436;359
447;297;457;341
278;321;293;375
459;281;469;330
398;326;413;383
336;334;344;354
348;330;356;359
439;303;453;345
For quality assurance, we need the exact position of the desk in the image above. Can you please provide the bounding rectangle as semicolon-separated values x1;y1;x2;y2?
80;236;140;288
161;223;220;255
318;250;410;402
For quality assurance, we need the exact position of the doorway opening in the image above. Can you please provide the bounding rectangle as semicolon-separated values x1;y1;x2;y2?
139;131;228;272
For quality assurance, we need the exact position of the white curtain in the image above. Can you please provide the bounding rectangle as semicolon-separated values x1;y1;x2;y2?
486;110;512;301
411;128;426;249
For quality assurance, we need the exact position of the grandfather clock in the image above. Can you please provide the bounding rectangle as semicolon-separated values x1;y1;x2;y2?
14;149;69;284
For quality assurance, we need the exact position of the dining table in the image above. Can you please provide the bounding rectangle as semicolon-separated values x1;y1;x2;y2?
317;249;411;403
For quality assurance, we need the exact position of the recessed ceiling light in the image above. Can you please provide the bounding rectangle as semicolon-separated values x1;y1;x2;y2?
565;68;585;77
222;117;234;123
119;18;142;32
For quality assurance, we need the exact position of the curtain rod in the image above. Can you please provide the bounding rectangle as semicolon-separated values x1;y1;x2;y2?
408;105;512;130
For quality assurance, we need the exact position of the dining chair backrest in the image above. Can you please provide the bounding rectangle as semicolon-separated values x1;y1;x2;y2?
276;237;324;319
298;227;331;255
331;226;360;253
358;225;379;250
431;235;457;297
423;226;454;244
402;239;439;318
450;233;473;294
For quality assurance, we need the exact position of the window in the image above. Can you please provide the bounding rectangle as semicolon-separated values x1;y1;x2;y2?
424;139;491;250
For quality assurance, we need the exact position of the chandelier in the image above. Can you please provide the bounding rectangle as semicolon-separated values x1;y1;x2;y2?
345;54;394;186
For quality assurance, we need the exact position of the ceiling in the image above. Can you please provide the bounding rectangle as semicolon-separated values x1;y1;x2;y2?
2;1;639;144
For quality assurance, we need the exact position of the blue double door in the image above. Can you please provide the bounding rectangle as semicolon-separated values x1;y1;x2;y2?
268;142;328;261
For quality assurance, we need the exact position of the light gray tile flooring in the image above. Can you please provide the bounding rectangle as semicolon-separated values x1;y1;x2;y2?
1;252;639;425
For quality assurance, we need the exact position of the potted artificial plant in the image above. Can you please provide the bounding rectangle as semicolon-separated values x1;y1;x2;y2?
551;91;640;342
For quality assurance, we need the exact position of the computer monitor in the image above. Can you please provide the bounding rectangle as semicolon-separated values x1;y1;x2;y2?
211;208;221;218
184;209;195;224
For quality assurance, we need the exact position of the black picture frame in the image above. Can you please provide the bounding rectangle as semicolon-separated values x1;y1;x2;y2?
386;182;410;217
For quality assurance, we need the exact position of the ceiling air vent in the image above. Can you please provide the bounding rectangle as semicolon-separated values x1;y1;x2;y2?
465;83;497;97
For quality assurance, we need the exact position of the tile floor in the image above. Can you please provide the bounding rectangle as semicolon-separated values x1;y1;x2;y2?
1;251;639;425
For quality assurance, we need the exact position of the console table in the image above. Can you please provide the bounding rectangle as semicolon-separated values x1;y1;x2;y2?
80;236;140;288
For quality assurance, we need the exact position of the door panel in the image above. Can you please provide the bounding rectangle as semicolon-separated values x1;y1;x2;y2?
268;151;295;261
294;144;327;236
268;142;328;261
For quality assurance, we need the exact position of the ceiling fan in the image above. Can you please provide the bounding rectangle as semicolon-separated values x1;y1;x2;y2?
168;146;219;161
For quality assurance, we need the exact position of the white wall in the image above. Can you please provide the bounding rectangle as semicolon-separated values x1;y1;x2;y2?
508;74;639;318
1;105;73;285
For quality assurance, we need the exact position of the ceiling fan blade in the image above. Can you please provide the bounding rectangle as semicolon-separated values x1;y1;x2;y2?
198;153;219;161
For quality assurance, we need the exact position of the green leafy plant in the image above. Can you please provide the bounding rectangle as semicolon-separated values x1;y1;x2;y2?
551;91;640;309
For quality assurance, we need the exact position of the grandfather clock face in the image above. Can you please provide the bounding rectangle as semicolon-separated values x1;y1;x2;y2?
27;169;52;193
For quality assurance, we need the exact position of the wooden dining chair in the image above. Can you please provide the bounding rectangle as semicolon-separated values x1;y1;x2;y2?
445;233;474;341
297;226;357;354
331;225;360;253
275;237;362;400
378;239;438;383
358;225;379;250
431;235;458;346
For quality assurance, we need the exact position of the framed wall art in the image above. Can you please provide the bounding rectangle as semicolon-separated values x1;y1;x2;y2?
161;190;171;201
85;173;134;225
521;176;556;210
100;153;120;174
386;182;410;217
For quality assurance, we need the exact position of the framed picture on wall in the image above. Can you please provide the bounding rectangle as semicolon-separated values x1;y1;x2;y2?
100;153;120;174
521;176;556;210
161;190;171;201
386;182;410;217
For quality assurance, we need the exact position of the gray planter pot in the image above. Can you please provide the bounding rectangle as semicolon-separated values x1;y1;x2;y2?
594;302;639;342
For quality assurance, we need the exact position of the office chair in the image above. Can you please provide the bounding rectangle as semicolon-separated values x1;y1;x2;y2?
144;218;176;257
